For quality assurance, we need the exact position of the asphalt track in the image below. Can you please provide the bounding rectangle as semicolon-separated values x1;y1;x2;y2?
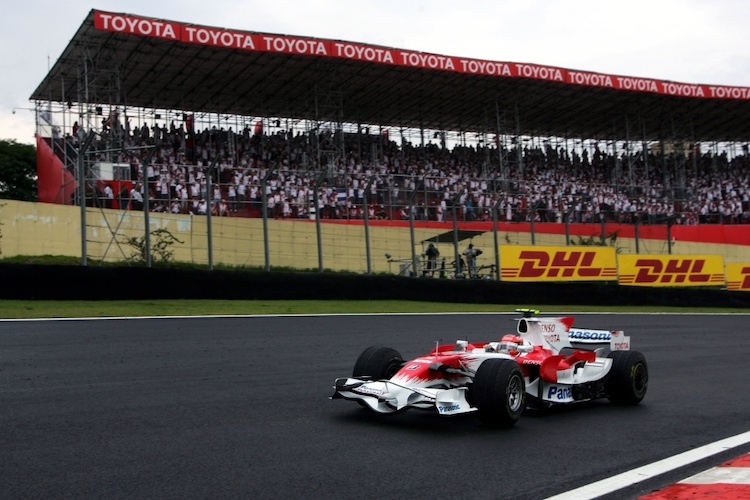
2;313;750;500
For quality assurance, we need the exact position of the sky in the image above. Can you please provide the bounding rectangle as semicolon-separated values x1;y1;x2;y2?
2;0;750;145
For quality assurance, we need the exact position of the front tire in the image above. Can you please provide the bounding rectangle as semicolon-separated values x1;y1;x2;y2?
472;359;526;428
605;350;648;404
352;346;403;380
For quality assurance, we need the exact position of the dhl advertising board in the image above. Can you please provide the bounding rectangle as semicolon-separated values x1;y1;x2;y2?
726;263;750;291
499;246;617;282
618;255;725;287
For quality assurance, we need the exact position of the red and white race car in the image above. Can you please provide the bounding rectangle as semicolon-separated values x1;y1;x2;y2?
331;309;648;427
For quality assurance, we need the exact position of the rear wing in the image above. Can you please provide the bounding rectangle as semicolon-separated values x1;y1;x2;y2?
568;328;631;351
514;309;630;352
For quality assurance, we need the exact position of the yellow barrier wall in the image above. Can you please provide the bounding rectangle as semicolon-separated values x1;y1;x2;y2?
2;200;750;276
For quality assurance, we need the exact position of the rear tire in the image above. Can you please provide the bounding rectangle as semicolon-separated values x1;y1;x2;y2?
352;346;403;380
472;359;526;428
605;350;648;405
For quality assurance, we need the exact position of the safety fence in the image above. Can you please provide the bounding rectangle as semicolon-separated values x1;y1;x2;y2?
6;200;750;292
79;201;750;291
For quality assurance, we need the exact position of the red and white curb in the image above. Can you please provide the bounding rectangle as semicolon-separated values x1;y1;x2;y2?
639;453;750;499
545;430;750;499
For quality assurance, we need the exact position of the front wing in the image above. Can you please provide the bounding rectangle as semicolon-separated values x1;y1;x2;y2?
331;377;475;416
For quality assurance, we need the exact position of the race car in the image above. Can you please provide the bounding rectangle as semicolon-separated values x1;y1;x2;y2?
331;309;648;427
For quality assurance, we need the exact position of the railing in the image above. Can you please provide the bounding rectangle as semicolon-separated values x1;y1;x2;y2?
73;163;742;274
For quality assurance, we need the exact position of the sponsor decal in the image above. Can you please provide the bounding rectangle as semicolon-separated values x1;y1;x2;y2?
500;246;617;282
521;359;542;365
185;26;256;49
95;12;179;40
406;364;420;371
353;385;385;397
262;36;328;55
618;255;725;287
708;86;750;99
614;342;630;351
544;334;561;343
569;329;612;341
568;71;615;88
333;43;394;63
547;385;573;401
660;82;704;97
438;404;461;413
399;51;456;71
459;59;512;76
726;263;750;291
513;64;564;82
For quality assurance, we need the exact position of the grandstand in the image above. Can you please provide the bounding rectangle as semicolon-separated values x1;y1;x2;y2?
25;9;750;273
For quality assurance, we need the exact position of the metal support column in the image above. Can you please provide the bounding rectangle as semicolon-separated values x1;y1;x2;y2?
140;145;159;268
492;197;503;281
205;156;219;270
451;190;464;277
408;188;418;277
261;165;276;272
313;171;327;272
77;130;96;266
514;101;524;179
363;176;376;275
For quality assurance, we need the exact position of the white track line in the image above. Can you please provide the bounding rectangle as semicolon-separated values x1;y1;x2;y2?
544;430;750;500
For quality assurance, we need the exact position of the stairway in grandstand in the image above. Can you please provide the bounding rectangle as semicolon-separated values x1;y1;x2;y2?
36;135;78;204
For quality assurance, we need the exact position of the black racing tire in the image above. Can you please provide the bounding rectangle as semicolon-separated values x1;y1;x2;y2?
472;359;526;428
352;346;404;380
605;350;648;405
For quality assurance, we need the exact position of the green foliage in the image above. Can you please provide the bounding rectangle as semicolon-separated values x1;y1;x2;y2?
122;228;184;264
0;254;81;265
570;230;620;249
0;140;37;201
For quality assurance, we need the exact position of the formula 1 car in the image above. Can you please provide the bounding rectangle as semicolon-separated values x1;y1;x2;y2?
331;309;648;427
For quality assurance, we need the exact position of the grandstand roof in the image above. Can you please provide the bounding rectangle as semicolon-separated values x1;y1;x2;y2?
32;9;750;142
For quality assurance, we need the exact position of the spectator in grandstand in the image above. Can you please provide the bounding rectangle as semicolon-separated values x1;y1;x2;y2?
227;181;238;212
103;183;114;209
217;199;230;217
118;186;129;210
130;183;144;211
464;195;476;221
196;199;208;215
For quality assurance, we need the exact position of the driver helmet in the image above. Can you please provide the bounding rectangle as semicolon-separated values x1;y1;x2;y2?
499;334;524;356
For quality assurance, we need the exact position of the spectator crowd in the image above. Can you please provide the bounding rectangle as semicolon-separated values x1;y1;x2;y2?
62;116;750;225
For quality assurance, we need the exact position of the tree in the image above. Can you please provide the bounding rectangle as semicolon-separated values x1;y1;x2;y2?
0;139;37;201
122;228;184;265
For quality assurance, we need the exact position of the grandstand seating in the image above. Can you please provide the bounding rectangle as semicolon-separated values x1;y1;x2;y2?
57;121;750;225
